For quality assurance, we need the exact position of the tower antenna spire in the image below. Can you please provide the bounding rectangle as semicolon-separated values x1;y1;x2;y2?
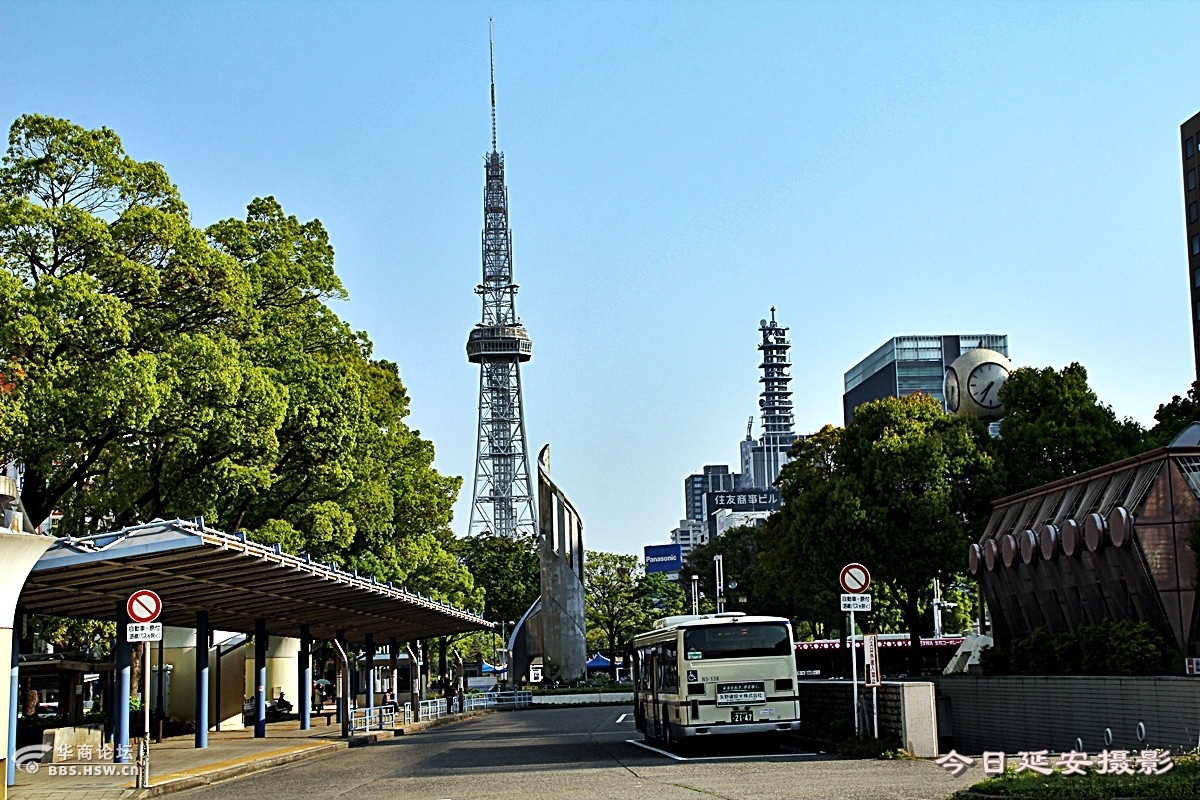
489;18;498;152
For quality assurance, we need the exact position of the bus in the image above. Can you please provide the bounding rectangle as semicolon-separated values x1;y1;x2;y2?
629;612;801;744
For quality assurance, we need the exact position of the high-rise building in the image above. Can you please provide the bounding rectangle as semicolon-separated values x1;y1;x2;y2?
684;465;736;523
1181;111;1200;380
670;519;708;558
843;334;1009;424
466;34;536;539
740;310;799;490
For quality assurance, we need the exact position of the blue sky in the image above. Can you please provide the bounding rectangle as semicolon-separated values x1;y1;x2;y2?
3;2;1197;555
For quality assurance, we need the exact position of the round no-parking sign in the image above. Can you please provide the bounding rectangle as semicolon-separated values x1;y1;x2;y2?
839;563;870;594
126;589;162;623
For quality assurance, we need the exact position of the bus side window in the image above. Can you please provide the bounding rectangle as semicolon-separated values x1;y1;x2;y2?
662;642;679;691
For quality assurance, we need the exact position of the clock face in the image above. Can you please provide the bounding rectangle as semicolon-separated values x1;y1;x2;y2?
943;368;960;413
967;361;1009;409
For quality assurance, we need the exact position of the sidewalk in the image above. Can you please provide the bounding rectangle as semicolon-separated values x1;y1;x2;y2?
8;711;491;800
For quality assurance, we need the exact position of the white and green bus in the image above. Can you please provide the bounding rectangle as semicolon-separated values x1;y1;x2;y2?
630;612;801;744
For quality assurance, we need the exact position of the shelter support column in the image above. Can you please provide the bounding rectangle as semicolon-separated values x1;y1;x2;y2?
298;625;311;731
254;619;267;738
6;609;19;789
114;603;131;763
194;611;209;749
335;630;349;739
388;637;398;708
334;629;345;725
364;634;374;714
2;532;53;788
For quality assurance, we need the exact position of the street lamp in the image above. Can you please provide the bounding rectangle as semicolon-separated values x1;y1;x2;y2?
691;574;699;616
713;554;725;614
497;620;515;666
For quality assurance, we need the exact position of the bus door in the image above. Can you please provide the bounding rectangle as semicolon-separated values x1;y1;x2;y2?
650;648;663;738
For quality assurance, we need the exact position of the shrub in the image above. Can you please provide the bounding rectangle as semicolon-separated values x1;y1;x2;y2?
983;621;1172;676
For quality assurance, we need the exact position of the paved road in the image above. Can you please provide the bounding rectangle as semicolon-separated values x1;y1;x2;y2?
178;706;973;800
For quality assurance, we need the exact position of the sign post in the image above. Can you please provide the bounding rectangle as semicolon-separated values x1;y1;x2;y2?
839;564;870;739
864;633;881;739
126;591;161;788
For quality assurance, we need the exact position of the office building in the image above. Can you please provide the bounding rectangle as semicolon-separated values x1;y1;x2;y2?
843;334;1009;424
684;465;737;524
670;519;707;558
1181;111;1200;380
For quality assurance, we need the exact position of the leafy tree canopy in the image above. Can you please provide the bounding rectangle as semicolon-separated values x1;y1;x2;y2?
1146;380;1200;450
455;531;540;625
995;363;1145;496
757;395;996;663
584;551;683;658
681;524;775;616
0;114;473;618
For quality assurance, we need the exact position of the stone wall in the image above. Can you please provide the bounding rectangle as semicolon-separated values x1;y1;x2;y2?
798;680;938;757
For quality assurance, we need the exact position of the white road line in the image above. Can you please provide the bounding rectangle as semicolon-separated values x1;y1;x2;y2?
627;740;686;760
615;713;628;723
626;740;818;761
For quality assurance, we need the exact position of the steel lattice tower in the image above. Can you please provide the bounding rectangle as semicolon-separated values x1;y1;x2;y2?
466;28;536;539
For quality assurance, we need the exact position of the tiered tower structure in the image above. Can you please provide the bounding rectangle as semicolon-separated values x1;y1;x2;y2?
757;307;796;476
466;30;535;538
740;308;797;489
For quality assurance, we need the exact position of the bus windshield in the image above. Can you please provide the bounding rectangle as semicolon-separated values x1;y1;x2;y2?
683;623;792;660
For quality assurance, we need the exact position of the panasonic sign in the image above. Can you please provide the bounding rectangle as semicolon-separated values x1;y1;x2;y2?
644;543;683;573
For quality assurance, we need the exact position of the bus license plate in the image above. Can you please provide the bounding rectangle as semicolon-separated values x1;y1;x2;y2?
731;710;754;723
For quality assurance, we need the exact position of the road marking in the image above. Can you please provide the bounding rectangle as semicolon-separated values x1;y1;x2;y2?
615;713;628;723
627;740;685;760
626;740;818;761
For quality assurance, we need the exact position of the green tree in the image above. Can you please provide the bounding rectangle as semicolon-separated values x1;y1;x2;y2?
1145;380;1200;449
682;524;767;615
839;394;997;662
456;531;540;625
755;425;871;639
758;397;996;671
585;551;684;675
0;116;474;613
996;364;1145;496
0;114;255;529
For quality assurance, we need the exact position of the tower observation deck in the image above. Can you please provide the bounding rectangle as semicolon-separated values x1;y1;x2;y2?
466;28;536;539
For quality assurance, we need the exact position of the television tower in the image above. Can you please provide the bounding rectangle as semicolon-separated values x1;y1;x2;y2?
466;25;536;539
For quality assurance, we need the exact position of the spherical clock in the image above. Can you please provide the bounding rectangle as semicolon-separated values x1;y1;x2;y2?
943;367;961;413
943;348;1014;420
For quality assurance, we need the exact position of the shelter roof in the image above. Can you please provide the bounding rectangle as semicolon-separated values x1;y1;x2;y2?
18;519;487;641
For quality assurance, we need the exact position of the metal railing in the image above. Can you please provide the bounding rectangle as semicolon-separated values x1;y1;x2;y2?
401;690;532;723
463;690;532;710
402;698;446;724
349;703;398;733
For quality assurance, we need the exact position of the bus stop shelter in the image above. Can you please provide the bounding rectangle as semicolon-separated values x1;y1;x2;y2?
9;519;487;780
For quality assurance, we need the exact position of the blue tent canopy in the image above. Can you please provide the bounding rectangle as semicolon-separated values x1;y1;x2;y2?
586;653;612;669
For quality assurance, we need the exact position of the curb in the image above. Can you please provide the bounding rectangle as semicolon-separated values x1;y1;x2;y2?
131;742;342;798
126;710;493;798
393;709;493;735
